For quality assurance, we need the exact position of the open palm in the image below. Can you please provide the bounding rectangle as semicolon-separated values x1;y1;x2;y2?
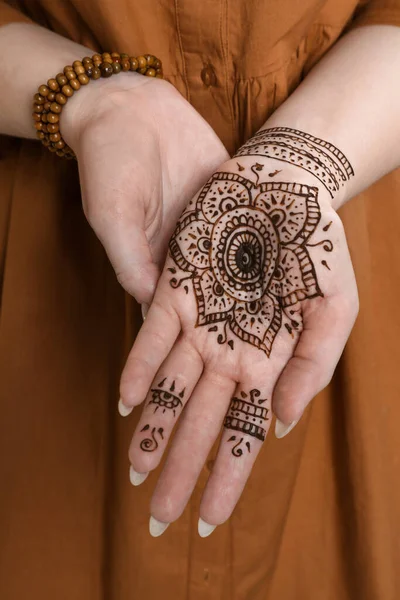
120;129;359;534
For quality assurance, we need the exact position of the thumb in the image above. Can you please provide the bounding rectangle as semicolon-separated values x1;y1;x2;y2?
102;221;160;304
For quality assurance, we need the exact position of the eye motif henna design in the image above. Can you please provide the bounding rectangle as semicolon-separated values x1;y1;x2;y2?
149;377;185;417
168;128;353;356
224;389;269;457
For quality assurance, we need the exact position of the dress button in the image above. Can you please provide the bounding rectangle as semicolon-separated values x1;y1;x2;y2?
201;65;217;87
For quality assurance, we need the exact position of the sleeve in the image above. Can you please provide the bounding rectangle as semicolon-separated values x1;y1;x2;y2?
350;0;400;29
0;1;33;27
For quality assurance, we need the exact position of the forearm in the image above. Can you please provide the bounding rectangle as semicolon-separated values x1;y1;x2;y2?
0;22;94;138
262;25;400;209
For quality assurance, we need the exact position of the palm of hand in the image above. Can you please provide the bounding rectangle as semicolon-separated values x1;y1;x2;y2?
120;128;359;528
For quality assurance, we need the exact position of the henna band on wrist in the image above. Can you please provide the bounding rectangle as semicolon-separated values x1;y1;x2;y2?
32;52;163;159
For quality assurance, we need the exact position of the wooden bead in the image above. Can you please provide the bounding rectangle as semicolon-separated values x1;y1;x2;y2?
84;64;94;77
74;65;85;75
78;73;89;85
63;65;73;74
154;59;161;69
100;62;113;77
72;60;83;68
33;103;43;113
69;79;81;90
102;56;113;64
36;131;45;140
92;53;102;62
47;113;59;124
33;112;41;122
112;62;121;74
34;93;45;104
121;60;130;71
82;56;92;65
138;67;147;75
55;139;65;149
146;68;156;77
47;78;59;91
50;102;62;114
34;121;44;131
111;52;120;59
47;92;56;101
66;70;77;80
120;53;129;59
42;138;50;147
38;85;49;96
56;73;68;86
49;132;61;142
156;68;163;76
137;55;147;69
92;67;101;79
129;58;138;71
145;54;155;66
46;123;59;133
48;145;57;152
61;85;74;97
41;113;48;123
43;101;51;111
55;93;67;105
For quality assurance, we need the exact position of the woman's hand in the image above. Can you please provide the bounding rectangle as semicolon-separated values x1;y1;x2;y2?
62;72;229;304
119;128;359;535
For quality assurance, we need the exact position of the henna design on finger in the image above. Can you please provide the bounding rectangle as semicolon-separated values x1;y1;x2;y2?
224;389;270;456
149;377;185;417
140;424;164;452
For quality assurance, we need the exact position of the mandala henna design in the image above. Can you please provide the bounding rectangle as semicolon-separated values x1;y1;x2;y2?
224;389;270;457
169;173;324;355
149;377;185;417
235;127;354;199
140;424;164;452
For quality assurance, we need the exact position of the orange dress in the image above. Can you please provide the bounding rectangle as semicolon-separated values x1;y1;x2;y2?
1;1;400;598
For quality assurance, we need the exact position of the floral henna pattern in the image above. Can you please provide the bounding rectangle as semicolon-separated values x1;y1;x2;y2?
169;174;323;355
168;128;354;356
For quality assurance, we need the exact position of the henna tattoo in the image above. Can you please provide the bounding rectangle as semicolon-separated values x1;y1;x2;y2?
168;128;353;356
169;173;322;355
149;377;185;417
140;424;164;452
235;127;354;199
224;389;270;456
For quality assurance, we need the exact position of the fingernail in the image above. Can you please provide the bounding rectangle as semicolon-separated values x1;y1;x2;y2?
198;518;217;538
149;516;170;537
129;465;149;486
275;418;299;439
118;398;133;417
141;303;149;319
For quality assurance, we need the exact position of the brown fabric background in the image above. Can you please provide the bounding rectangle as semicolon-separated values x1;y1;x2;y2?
0;1;400;598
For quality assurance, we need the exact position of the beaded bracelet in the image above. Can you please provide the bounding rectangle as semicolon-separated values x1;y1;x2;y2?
32;52;163;159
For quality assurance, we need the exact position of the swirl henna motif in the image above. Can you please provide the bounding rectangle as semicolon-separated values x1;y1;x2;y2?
224;389;270;456
140;424;164;452
168;128;354;356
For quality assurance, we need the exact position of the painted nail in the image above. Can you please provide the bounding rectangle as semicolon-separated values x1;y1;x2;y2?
129;465;149;486
118;398;133;417
275;418;298;439
141;303;149;320
149;516;170;537
198;518;217;538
